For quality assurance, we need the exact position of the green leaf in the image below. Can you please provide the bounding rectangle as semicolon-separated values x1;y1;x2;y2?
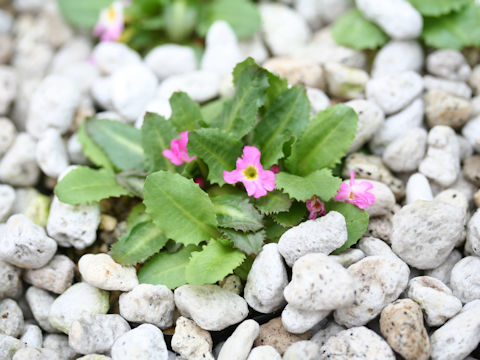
110;221;168;265
125;203;151;234
77;122;114;170
275;169;342;202
212;61;269;138
87;118;144;171
326;201;369;254
234;256;254;281
264;70;289;110
332;9;389;50
57;0;113;28
211;194;263;232
196;0;261;39
141;112;177;173
221;228;265;255
264;217;287;241
408;0;472;16
169;92;203;132
253;86;310;168
285;105;358;176
143;171;220;246
54;166;130;205
200;98;229;127
185;239;246;285
254;190;292;215
187;128;243;185
271;202;307;228
422;3;480;50
138;245;201;289
115;170;146;198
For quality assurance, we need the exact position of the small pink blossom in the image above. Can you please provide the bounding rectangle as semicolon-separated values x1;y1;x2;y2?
194;176;205;188
93;1;124;42
306;196;326;220
162;131;196;166
223;146;276;198
271;165;280;174
334;171;375;210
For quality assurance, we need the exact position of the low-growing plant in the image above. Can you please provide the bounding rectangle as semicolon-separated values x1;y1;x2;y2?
57;0;261;53
333;0;480;50
55;59;371;289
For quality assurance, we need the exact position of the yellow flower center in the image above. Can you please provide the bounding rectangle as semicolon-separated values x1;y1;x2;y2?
107;6;116;21
349;192;354;199
243;166;258;180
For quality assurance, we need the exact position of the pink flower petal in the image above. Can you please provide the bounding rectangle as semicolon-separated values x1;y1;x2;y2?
243;180;259;197
162;149;183;166
223;169;243;184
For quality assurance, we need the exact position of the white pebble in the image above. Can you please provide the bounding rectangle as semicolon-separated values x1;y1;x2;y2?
157;71;220;103
217;320;259;360
345;99;384;153
372;40;423;78
35;129;69;178
145;44;197;80
406;173;433;204
25;287;57;333
23;255;75;294
281;304;330;334
427;50;471;81
382;127;427;172
91;42;142;76
450;256;480;303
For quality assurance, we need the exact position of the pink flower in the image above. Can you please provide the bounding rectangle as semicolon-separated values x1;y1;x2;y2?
271;165;280;174
162;131;197;166
334;171;375;210
93;1;124;42
194;176;205;188
306;196;326;220
223;146;276;198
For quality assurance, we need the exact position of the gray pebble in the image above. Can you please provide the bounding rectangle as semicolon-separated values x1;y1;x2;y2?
382;128;427;173
156;71;221;103
0;334;25;359
283;340;320;360
324;62;369;99
145;44;197;80
0;184;15;222
35;129;69;179
111;323;168;360
91;42;141;76
427;50;471;82
23;255;75;295
423;75;472;99
0;260;22;300
281;304;330;334
372;40;423;78
12;348;59;360
450;256;480;303
0;66;16;116
217;320;259;360
20;324;42;348
424;90;471;129
43;333;78;360
25;287;57;333
0;117;15;156
405;173;433;204
345;99;384;153
171;316;214;360
247;345;281;360
464;155;480;186
0;299;24;337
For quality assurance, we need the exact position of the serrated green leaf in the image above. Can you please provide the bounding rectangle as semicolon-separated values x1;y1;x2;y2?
54;166;130;205
211;194;263;232
285;105;358;176
196;0;261;39
253;86;310;168
187;128;243;185
143;171;220;246
201;98;228;127
57;0;113;28
271;202;307;228
77;122;114;170
264;70;289;110
169;92;203;132
275;169;342;202
185;239;246;285
264;216;287;241
212;61;269;138
332;9;389;50
326;201;369;254
254;190;292;215
115;170;146;198
221;228;265;255
422;3;480;50
138;245;201;289
408;0;472;16
234;256;254;281
125;203;151;234
141;112;177;173
110;221;168;265
87;118;144;171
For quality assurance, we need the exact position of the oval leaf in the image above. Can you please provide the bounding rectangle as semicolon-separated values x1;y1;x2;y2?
211;194;263;232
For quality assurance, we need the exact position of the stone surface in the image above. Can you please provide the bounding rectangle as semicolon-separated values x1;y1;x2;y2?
0;299;23;338
321;326;395;359
405;173;433;204
111;323;168;360
283;340;320;360
450;256;480;303
329;248;366;267
305;87;329;114
366;71;423;115
278;211;347;267
424;90;471;129
48;282;110;334
380;299;430;360
408;276;462;326
23;255;75;294
0;334;25;359
310;322;346;348
91;42;142;76
0;133;40;187
156;71;220;103
47;196;101;250
78;254;138;292
259;3;310;56
382;128;427;172
244;243;288;313
0;260;21;300
219;274;243;295
253;317;311;355
69;314;130;355
12;348;59;360
345;99;384;152
427;50;471;81
43;333;78;360
35;128;69;178
372;40;423;78
0;117;15;157
0;184;15;223
145;44;197;80
20;324;42;348
263;57;325;89
217;320;259;360
171;316;214;360
468;210;480;256
391;200;464;269
464;155;480;186
0;66;16;116
334;256;409;327
281;305;330;334
284;253;355;311
363;180;396;217
430;300;480;360
423;75;472;99
247;345;281;360
174;285;248;331
25;286;57;333
324;62;369;99
0;214;57;269
462;116;480;153
119;284;175;329
425;250;462;287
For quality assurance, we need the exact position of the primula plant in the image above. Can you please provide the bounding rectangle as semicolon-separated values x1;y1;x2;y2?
57;0;261;53
333;0;480;50
55;59;373;289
